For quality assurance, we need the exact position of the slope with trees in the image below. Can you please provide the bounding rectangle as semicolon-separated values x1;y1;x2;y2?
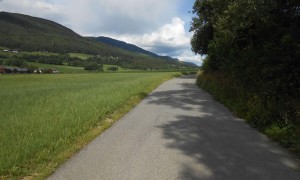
88;36;198;67
191;0;300;153
88;36;159;57
0;11;196;70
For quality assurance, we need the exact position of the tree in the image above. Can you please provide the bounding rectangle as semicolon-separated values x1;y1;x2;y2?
191;0;300;131
107;66;118;71
84;62;103;71
6;57;25;67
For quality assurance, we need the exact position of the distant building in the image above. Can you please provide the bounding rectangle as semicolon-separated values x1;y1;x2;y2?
51;69;60;74
0;66;13;73
15;67;28;73
34;68;43;74
34;68;59;74
0;66;5;73
5;67;13;73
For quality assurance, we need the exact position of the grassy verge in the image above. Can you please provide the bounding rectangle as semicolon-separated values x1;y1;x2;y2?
0;72;180;179
196;72;300;156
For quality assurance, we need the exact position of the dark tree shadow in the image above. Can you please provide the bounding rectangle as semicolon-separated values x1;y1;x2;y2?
147;76;300;180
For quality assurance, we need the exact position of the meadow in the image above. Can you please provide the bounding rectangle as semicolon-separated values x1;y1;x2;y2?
0;72;178;178
69;53;93;60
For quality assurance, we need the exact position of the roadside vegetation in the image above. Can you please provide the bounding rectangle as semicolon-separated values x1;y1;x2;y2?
192;0;300;155
0;72;180;179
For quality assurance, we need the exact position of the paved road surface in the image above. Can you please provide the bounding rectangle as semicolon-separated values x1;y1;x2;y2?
49;75;300;180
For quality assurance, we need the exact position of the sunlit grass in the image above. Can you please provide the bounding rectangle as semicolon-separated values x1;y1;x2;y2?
68;53;93;60
0;72;178;178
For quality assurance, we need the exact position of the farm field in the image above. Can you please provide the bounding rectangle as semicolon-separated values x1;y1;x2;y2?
0;72;179;178
68;53;93;60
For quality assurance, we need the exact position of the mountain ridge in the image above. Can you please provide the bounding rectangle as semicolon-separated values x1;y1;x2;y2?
0;11;197;69
0;11;117;55
88;36;158;57
88;36;197;67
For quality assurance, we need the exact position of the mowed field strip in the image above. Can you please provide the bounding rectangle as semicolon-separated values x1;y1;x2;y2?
0;72;178;178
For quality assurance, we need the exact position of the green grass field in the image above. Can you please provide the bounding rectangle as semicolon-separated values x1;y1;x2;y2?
0;72;178;178
68;53;93;60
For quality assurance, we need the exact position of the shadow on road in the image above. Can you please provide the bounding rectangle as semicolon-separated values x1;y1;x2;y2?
147;78;300;180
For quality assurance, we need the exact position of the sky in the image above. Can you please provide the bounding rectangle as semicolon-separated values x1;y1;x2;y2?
0;0;203;65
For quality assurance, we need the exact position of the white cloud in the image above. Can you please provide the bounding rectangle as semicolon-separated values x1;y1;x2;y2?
108;17;188;48
141;17;189;48
66;0;181;35
106;17;203;66
0;0;180;35
178;51;203;66
0;0;59;15
0;0;66;24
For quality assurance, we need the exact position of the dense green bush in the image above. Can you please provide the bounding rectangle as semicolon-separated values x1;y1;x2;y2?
192;0;300;154
5;57;26;67
107;66;118;71
84;62;103;71
197;72;300;154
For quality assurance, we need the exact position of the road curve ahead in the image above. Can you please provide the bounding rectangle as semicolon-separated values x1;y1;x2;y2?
49;75;300;180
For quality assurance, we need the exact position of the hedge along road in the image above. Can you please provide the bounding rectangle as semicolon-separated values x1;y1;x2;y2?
49;75;300;180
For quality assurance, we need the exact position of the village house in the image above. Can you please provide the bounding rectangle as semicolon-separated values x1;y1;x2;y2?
0;66;29;73
0;66;5;73
15;67;28;73
33;68;59;74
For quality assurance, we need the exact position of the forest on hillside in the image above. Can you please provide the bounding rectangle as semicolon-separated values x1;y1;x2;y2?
191;0;300;153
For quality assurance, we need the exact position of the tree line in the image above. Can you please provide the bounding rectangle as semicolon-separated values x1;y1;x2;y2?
192;0;300;151
1;53;189;71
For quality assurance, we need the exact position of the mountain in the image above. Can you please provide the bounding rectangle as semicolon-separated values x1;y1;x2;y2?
89;36;198;67
89;36;188;62
0;11;197;69
0;11;124;55
88;36;158;57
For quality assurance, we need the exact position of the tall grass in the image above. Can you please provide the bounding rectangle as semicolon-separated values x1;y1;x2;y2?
0;72;177;178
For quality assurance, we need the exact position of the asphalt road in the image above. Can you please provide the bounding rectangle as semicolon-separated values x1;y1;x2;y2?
49;75;300;180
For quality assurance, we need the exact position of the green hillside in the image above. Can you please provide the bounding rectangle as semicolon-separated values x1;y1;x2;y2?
0;11;196;70
0;11;108;54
